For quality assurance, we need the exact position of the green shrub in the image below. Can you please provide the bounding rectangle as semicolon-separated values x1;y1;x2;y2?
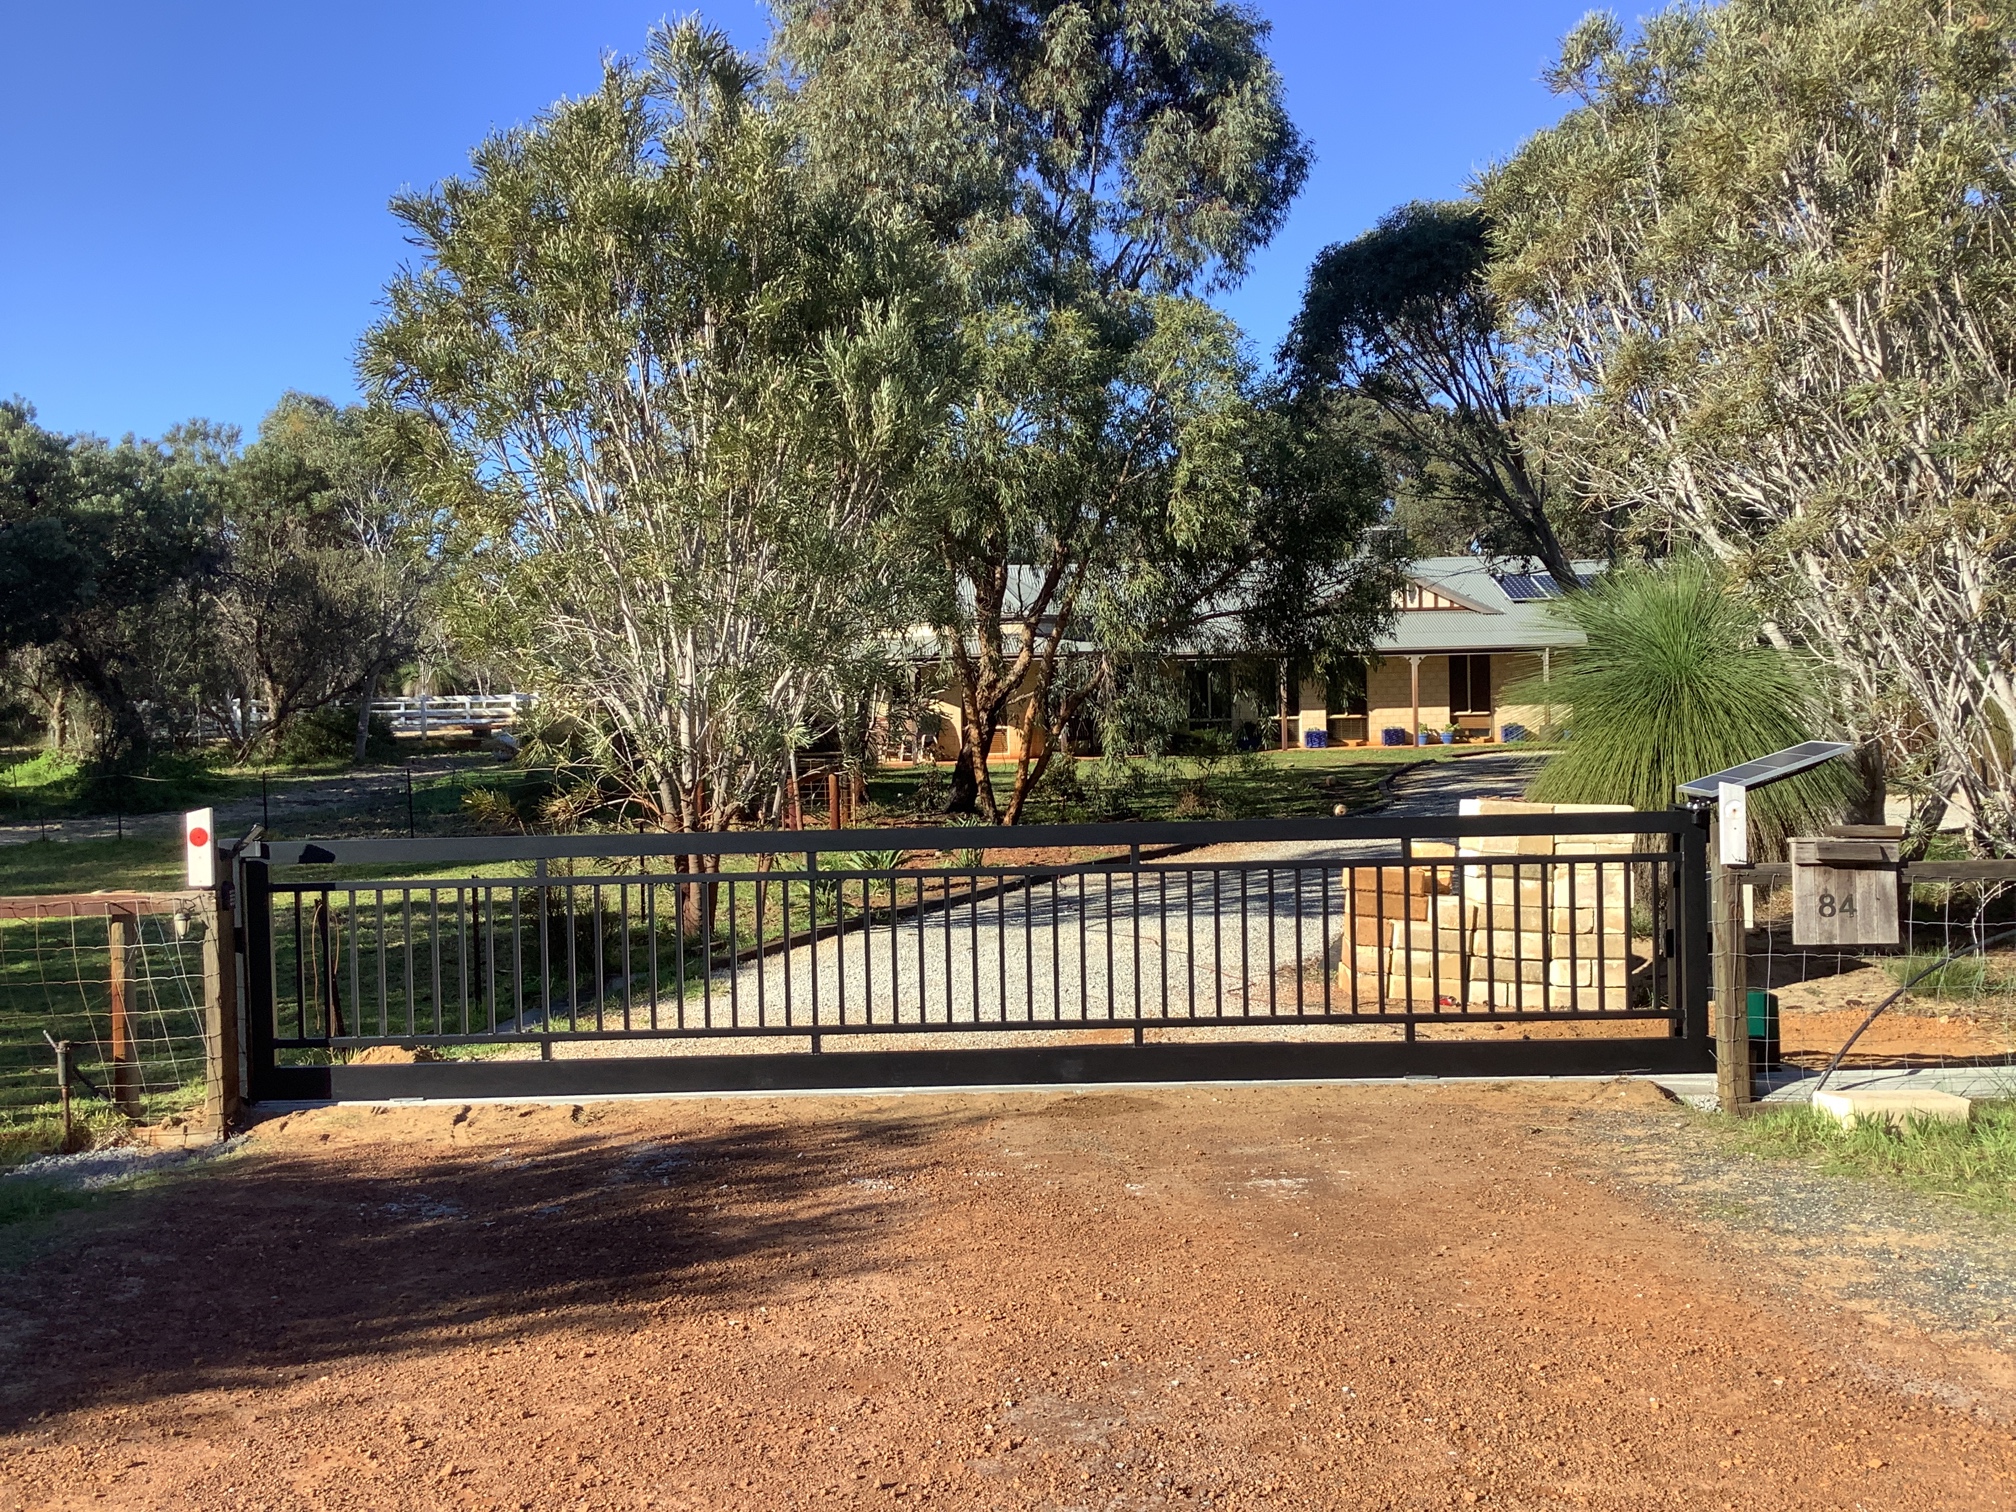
459;786;524;833
1518;558;1857;850
276;705;399;766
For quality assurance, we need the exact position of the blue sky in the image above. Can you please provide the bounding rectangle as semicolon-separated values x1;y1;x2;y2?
0;1;1598;442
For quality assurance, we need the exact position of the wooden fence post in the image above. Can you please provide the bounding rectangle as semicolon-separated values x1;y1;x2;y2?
106;904;142;1118
202;892;242;1137
1711;852;1753;1112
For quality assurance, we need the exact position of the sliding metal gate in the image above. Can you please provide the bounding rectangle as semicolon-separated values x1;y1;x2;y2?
235;810;1712;1101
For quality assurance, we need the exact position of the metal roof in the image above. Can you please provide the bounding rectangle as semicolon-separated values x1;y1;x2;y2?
1371;558;1600;656
911;556;1601;660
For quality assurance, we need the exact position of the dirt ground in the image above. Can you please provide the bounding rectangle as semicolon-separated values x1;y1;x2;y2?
4;1082;2016;1511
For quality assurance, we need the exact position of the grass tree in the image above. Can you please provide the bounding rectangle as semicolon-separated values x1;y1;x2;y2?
1521;559;1857;848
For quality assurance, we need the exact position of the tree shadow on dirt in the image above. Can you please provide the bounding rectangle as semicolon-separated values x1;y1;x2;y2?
0;1109;967;1431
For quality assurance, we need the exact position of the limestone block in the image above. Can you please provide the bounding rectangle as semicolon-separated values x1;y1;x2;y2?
1811;1089;1972;1128
1471;980;1635;1011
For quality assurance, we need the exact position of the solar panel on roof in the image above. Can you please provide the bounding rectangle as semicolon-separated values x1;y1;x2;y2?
1497;572;1558;602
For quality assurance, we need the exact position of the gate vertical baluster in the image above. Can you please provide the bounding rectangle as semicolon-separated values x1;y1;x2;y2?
1266;866;1277;1017
1294;867;1305;1016
887;865;899;1027
697;868;713;1032
1225;870;1241;1024
347;889;362;1038
1103;869;1115;1024
996;867;1008;1027
1076;872;1087;1025
1157;867;1168;1027
1212;869;1224;1019
805;851;819;1048
777;867;790;1034
620;882;634;1032
563;880;577;1032
1185;869;1196;1021
1568;857;1581;1016
727;877;741;1030
511;886;524;1032
484;886;498;1035
292;891;306;1040
401;891;415;1038
376;890;388;1039
1130;844;1142;1041
1320;866;1333;1016
968;856;980;1026
1056;870;1072;1024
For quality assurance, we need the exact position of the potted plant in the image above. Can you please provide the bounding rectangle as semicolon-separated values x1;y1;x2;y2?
1441;723;1458;745
1416;725;1433;746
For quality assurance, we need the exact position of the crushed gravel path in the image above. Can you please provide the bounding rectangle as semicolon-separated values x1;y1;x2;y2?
562;753;1552;1056
1572;1103;2016;1365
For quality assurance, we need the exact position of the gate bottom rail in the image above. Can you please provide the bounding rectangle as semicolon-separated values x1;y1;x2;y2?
260;1033;1712;1103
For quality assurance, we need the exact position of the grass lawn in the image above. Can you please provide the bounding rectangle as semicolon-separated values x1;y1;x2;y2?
1724;1100;2016;1219
0;747;1520;899
0;739;500;825
0;837;187;897
862;745;1500;826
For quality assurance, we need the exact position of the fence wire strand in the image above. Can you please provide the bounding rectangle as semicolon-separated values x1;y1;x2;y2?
0;896;211;1132
1747;869;2016;1091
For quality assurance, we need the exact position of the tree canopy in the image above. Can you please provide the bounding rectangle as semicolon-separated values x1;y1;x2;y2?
1485;0;2016;851
1283;200;1589;583
363;20;954;831
0;402;214;766
780;0;1394;821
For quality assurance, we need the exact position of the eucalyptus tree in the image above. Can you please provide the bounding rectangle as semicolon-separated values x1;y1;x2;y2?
362;21;951;832
1283;200;1587;582
0;401;214;768
1486;0;2016;851
189;396;432;764
781;0;1392;823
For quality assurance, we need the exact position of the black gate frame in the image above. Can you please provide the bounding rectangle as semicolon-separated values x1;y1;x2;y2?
236;809;1713;1102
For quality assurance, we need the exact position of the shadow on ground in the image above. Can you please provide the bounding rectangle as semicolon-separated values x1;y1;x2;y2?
0;1109;964;1431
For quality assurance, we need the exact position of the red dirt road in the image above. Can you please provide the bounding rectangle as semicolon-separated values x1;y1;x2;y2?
2;1081;2014;1510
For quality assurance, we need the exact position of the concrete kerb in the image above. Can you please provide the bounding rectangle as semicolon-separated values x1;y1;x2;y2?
251;1061;2016;1118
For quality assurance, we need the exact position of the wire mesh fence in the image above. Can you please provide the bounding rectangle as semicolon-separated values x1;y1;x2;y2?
0;893;213;1148
1744;862;2016;1089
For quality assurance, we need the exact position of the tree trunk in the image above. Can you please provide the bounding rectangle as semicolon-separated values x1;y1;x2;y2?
949;692;1008;820
353;665;383;766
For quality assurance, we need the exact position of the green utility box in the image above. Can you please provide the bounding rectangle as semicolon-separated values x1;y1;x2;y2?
1747;988;1781;1071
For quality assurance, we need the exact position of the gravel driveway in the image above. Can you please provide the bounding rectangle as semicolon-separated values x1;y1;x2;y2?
571;753;1550;1050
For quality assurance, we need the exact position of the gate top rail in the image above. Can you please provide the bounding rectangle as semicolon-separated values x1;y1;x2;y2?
264;808;1699;870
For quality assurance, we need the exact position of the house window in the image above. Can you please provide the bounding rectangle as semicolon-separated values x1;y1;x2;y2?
1448;654;1491;716
1327;662;1369;719
1186;660;1234;726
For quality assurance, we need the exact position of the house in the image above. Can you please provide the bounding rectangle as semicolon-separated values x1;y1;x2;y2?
898;557;1595;761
